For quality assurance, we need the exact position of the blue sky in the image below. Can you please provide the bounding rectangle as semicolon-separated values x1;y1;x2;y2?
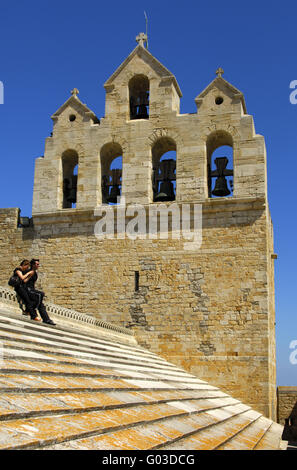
0;0;296;385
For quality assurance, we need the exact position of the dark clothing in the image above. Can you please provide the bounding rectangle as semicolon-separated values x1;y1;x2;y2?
13;269;37;320
27;288;51;323
13;267;25;281
25;271;37;289
23;269;51;323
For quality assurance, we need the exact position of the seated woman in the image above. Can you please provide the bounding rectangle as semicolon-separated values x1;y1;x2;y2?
25;259;56;326
13;260;40;321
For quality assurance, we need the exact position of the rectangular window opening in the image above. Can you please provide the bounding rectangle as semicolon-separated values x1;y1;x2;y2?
135;271;140;292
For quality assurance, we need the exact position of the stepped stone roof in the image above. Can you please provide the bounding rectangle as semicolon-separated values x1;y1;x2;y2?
0;287;286;450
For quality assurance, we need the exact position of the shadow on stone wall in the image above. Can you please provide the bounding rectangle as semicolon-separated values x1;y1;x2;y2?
282;401;297;445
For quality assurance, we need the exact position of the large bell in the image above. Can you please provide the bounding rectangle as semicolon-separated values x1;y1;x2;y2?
137;91;149;119
63;175;77;205
107;185;121;204
68;188;77;204
212;176;230;197
137;107;148;119
155;180;175;202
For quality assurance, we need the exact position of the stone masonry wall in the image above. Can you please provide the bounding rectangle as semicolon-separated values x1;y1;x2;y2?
277;387;297;425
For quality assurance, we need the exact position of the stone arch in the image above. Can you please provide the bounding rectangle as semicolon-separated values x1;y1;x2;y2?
100;142;123;204
129;74;150;120
110;135;128;155
148;128;183;149
151;136;177;202
206;130;234;198
125;68;155;82
203;122;240;141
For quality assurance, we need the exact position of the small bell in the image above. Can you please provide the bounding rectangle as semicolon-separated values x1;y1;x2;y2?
63;175;77;205
105;168;122;204
107;185;121;204
155;180;175;202
68;175;78;203
137;91;149;119
137;104;148;119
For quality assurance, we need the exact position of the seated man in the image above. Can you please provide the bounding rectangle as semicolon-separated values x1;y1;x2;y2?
25;259;56;326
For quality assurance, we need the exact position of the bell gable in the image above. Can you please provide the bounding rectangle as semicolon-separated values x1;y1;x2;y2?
195;68;247;115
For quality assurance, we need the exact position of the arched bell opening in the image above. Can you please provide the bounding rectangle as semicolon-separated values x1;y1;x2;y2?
62;149;79;209
129;74;149;120
207;131;234;198
152;137;176;202
101;142;123;205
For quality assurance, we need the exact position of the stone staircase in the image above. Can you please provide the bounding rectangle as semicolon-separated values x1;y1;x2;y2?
0;287;286;450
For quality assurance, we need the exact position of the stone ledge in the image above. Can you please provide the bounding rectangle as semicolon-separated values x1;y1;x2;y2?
278;387;297;393
31;197;267;225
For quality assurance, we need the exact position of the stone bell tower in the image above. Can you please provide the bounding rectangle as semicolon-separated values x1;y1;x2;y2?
28;34;277;419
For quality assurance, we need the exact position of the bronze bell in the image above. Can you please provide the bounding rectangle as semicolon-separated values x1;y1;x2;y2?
137;105;148;119
63;175;77;204
212;176;230;197
68;189;77;204
211;157;232;197
137;92;149;119
155;180;175;202
107;185;121;204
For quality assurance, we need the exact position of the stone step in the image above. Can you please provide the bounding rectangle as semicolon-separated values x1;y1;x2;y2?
0;390;232;421
159;407;261;450
254;422;284;450
0;372;160;392
0;357;135;377
42;403;251;450
2;342;209;383
1;356;193;383
216;415;274;450
0;401;246;450
0;313;195;376
0;328;178;371
2;347;212;386
0;290;136;346
1;341;217;392
0;312;162;361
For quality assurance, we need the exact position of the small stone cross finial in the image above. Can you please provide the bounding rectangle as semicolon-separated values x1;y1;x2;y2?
71;88;79;96
136;32;148;48
216;67;224;78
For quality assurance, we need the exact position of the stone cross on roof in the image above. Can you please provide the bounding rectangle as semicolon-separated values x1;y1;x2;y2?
216;67;224;78
136;32;148;48
71;88;79;96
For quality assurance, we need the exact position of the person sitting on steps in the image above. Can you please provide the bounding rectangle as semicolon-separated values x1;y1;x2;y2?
13;260;40;321
25;258;56;326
